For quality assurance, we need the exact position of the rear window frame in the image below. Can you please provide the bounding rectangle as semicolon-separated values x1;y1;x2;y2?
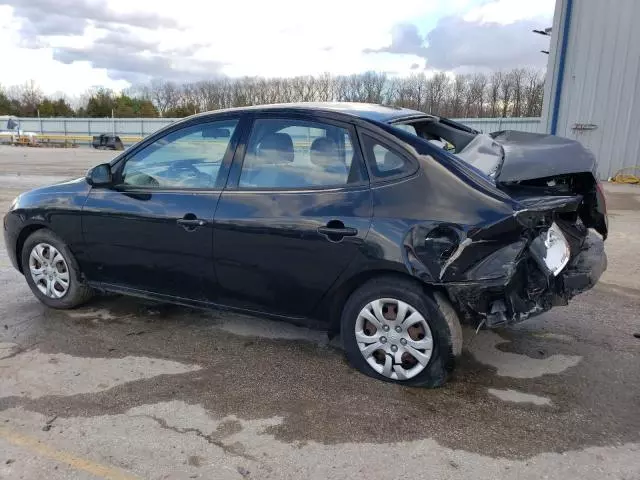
356;126;419;184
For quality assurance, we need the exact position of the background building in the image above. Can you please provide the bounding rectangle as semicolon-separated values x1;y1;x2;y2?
542;0;640;179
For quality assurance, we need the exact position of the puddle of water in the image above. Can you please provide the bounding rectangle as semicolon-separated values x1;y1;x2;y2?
467;331;582;378
215;316;327;344
65;309;121;322
530;332;575;343
0;347;200;399
488;388;552;406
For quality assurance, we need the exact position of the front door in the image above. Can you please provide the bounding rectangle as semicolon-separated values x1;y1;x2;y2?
213;114;372;317
82;116;242;301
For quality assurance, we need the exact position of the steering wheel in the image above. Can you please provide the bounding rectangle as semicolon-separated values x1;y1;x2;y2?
123;171;161;187
168;162;212;187
167;161;202;176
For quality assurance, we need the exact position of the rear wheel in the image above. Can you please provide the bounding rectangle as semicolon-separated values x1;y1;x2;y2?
341;277;460;387
21;229;93;309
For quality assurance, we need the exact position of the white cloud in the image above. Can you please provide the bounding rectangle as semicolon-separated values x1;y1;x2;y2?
0;0;555;96
0;7;128;92
425;17;551;71
464;0;556;24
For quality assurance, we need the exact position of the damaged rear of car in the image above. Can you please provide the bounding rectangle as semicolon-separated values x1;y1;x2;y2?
380;116;607;330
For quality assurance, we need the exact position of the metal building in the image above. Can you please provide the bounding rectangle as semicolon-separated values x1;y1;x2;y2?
542;0;640;179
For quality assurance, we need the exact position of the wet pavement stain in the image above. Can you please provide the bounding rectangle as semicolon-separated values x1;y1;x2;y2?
1;293;639;460
467;330;582;378
488;388;552;406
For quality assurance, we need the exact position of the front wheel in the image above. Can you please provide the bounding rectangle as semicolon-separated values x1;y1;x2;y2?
341;277;461;387
21;229;93;309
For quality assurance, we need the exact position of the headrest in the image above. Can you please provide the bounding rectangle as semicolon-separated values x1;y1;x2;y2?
257;133;294;163
310;137;339;166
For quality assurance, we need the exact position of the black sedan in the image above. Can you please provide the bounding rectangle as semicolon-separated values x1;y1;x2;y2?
3;103;607;386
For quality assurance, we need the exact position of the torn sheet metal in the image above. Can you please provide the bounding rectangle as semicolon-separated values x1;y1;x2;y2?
401;211;606;328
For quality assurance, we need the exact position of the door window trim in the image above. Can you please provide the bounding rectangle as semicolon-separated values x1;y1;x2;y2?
109;114;247;193
225;113;370;192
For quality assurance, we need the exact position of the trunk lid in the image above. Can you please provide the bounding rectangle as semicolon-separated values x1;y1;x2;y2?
490;131;608;239
491;131;597;182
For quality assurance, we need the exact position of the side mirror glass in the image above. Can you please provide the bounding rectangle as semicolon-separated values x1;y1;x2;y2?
86;163;112;187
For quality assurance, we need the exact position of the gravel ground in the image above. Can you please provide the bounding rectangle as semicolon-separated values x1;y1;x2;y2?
0;145;638;480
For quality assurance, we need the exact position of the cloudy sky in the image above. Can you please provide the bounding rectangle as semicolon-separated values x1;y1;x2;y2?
0;0;555;95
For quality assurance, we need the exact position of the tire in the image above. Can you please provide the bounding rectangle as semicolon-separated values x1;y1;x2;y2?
340;276;460;387
20;229;93;309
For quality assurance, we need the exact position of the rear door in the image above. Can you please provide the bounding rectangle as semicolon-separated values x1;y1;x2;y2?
213;113;372;317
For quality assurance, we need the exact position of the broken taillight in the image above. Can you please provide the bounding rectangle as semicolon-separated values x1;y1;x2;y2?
595;180;607;214
594;180;609;239
529;222;571;276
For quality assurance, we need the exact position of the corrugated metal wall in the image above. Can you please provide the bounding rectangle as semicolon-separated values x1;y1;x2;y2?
547;0;640;179
9;116;542;142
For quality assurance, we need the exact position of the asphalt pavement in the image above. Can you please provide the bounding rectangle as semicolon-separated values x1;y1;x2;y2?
0;146;638;479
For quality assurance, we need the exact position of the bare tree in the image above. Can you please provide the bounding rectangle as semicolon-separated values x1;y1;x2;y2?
360;71;387;104
488;71;502;118
387;77;413;108
5;68;547;119
466;73;488;118
403;73;426;111
524;69;545;117
511;68;526;117
449;74;467;117
180;82;200;113
425;72;449;115
149;80;180;116
315;73;334;101
9;80;43;116
500;72;515;118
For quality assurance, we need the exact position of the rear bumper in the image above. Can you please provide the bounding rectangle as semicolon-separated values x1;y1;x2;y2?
446;231;606;327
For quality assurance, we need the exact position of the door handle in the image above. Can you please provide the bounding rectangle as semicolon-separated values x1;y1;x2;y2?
177;216;207;230
317;226;358;236
317;220;358;242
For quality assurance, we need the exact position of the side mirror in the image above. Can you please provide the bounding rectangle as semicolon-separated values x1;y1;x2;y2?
86;163;112;187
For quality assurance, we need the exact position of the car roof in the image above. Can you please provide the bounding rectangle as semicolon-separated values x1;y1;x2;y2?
196;102;432;123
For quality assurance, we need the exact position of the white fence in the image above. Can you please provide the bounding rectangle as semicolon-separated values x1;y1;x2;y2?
9;116;544;143
453;117;544;134
11;117;176;138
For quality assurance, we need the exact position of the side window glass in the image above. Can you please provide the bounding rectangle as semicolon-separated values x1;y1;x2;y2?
361;134;413;179
121;120;237;189
239;118;365;189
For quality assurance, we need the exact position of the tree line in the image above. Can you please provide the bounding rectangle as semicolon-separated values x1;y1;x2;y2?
1;68;545;119
0;80;158;118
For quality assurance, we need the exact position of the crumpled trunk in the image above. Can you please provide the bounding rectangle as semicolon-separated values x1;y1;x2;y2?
491;130;608;239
